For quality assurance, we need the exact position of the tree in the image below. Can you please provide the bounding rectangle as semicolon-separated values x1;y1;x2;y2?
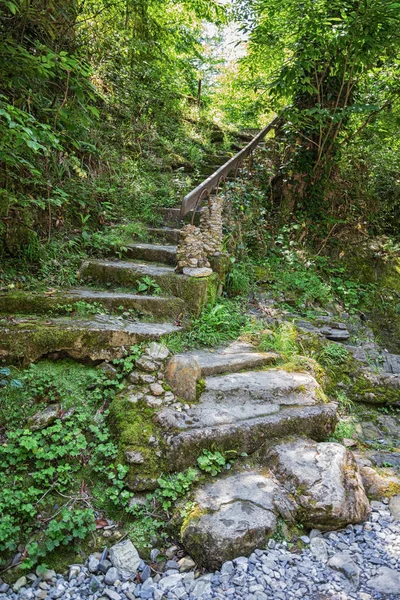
241;0;400;222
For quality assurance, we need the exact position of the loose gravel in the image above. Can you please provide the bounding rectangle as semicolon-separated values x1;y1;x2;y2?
2;500;400;600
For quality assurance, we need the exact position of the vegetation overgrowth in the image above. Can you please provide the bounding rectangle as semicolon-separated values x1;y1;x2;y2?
1;0;400;577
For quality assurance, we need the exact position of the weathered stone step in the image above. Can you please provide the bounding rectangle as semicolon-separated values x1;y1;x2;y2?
183;345;279;376
147;227;181;244
0;315;181;364
156;207;200;226
79;259;218;315
121;243;177;266
0;289;184;321
156;369;337;471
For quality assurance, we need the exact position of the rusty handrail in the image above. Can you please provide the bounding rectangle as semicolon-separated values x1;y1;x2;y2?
180;115;280;218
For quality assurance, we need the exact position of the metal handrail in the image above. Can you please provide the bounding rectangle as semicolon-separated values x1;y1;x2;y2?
180;115;280;218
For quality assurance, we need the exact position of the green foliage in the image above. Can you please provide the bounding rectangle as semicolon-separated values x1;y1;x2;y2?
259;323;299;358
154;469;198;512
136;276;162;296
0;359;138;569
197;449;226;476
329;418;357;443
317;343;350;368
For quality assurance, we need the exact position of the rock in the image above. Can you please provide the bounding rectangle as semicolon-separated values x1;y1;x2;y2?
321;327;350;342
389;494;400;519
145;343;169;361
125;450;145;464
261;437;370;528
127;392;144;403
140;564;151;582
144;394;163;407
181;470;295;569
165;355;201;402
97;362;118;379
37;568;56;582
158;573;184;592
327;552;360;588
361;466;400;499
68;565;81;580
88;553;101;572
184;347;278;377
51;583;66;599
128;371;141;384
182;267;213;278
105;566;120;585
367;566;400;595
165;545;179;559
89;576;101;592
104;590;121;600
109;539;141;574
13;576;27;592
28;405;60;431
136;356;158;372
178;556;196;572
343;437;357;447
98;558;112;573
149;383;164;396
190;574;212;598
310;536;328;562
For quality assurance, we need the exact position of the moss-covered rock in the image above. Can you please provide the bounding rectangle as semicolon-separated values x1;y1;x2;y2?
0;316;180;365
108;394;165;491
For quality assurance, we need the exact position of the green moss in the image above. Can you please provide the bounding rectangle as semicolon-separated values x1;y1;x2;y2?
108;395;165;491
196;378;206;400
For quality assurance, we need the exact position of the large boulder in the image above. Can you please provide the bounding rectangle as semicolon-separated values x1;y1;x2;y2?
181;469;296;570
261;437;370;528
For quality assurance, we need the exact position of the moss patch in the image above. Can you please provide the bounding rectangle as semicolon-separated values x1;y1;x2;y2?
108;395;165;491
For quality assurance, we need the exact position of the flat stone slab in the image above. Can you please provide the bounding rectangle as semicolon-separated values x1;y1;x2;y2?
122;243;177;266
159;403;337;472
0;288;184;320
159;370;322;431
0;315;181;364
182;347;278;376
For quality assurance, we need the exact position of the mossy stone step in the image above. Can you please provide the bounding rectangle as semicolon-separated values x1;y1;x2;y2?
155;369;337;472
156;207;201;226
0;289;184;321
146;227;181;244
0;315;181;364
79;259;220;315
183;346;279;376
120;243;177;266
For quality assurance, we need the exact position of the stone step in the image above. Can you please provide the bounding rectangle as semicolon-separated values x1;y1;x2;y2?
121;243;177;266
183;344;279;376
146;227;181;244
0;315;181;364
79;259;218;315
156;369;337;471
0;289;185;321
156;207;201;226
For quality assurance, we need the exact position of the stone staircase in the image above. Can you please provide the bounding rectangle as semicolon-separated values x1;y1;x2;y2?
0;196;218;364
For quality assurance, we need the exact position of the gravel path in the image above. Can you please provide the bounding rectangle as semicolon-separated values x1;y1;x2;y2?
2;500;400;600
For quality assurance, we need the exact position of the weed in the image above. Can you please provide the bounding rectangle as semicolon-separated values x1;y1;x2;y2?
329;418;358;443
317;343;350;368
259;322;299;358
154;469;198;512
